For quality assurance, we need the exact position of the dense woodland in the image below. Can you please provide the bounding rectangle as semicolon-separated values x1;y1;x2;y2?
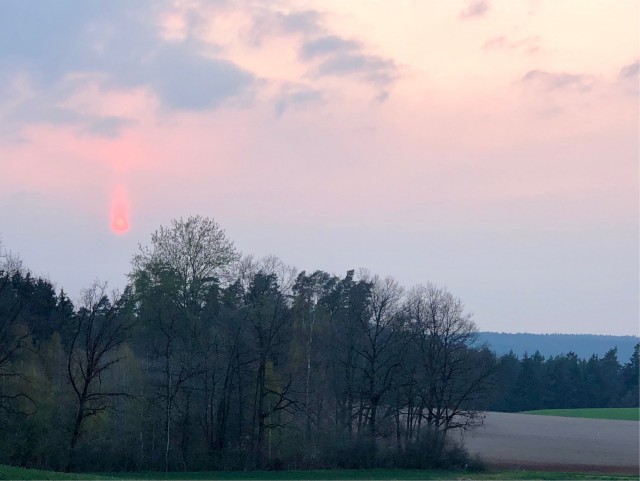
0;216;638;472
475;332;639;361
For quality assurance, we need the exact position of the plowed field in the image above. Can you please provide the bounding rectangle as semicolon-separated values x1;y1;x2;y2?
458;412;639;475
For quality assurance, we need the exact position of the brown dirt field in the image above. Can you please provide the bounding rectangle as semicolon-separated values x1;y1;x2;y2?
457;412;640;475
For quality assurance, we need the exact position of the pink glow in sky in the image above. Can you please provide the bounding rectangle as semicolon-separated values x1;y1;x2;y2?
110;186;130;235
0;0;637;335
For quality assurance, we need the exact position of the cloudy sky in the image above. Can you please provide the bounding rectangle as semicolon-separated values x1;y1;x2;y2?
1;0;638;335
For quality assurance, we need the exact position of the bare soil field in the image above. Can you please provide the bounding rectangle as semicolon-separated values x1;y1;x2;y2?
457;412;639;475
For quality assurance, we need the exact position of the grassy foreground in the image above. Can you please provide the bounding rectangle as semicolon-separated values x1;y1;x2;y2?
0;466;637;481
523;408;640;421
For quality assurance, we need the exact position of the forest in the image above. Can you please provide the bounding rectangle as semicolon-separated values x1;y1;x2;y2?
0;216;638;473
475;332;639;361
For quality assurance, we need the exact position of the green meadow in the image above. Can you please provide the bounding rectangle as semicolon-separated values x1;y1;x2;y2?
0;466;636;481
522;408;640;421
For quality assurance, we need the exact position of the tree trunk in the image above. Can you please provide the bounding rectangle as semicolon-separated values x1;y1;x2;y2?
165;368;172;472
66;402;85;472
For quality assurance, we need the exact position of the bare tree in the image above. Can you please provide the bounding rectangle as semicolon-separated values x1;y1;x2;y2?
405;284;494;438
0;241;24;276
66;283;132;471
355;274;406;442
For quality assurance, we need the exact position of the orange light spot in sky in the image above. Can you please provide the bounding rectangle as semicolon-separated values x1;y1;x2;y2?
110;187;130;234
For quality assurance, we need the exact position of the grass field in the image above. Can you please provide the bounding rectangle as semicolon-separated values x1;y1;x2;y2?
0;466;637;481
522;408;640;421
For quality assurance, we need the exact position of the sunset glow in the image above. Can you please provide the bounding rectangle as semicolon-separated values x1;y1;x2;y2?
110;187;130;234
0;0;637;335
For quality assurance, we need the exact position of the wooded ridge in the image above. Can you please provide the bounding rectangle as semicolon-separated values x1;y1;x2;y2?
0;217;637;473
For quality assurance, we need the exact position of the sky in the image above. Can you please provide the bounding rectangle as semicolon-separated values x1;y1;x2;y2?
0;0;638;335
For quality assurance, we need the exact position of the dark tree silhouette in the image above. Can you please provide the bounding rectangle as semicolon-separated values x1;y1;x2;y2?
66;283;132;471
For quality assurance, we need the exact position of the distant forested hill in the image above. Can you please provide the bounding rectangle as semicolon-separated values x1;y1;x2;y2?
476;332;639;361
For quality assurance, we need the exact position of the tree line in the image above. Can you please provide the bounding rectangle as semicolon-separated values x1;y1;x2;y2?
489;346;638;412
475;332;638;362
0;216;637;473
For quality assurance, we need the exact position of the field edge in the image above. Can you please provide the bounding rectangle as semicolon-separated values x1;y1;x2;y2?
1;465;638;481
521;408;640;421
